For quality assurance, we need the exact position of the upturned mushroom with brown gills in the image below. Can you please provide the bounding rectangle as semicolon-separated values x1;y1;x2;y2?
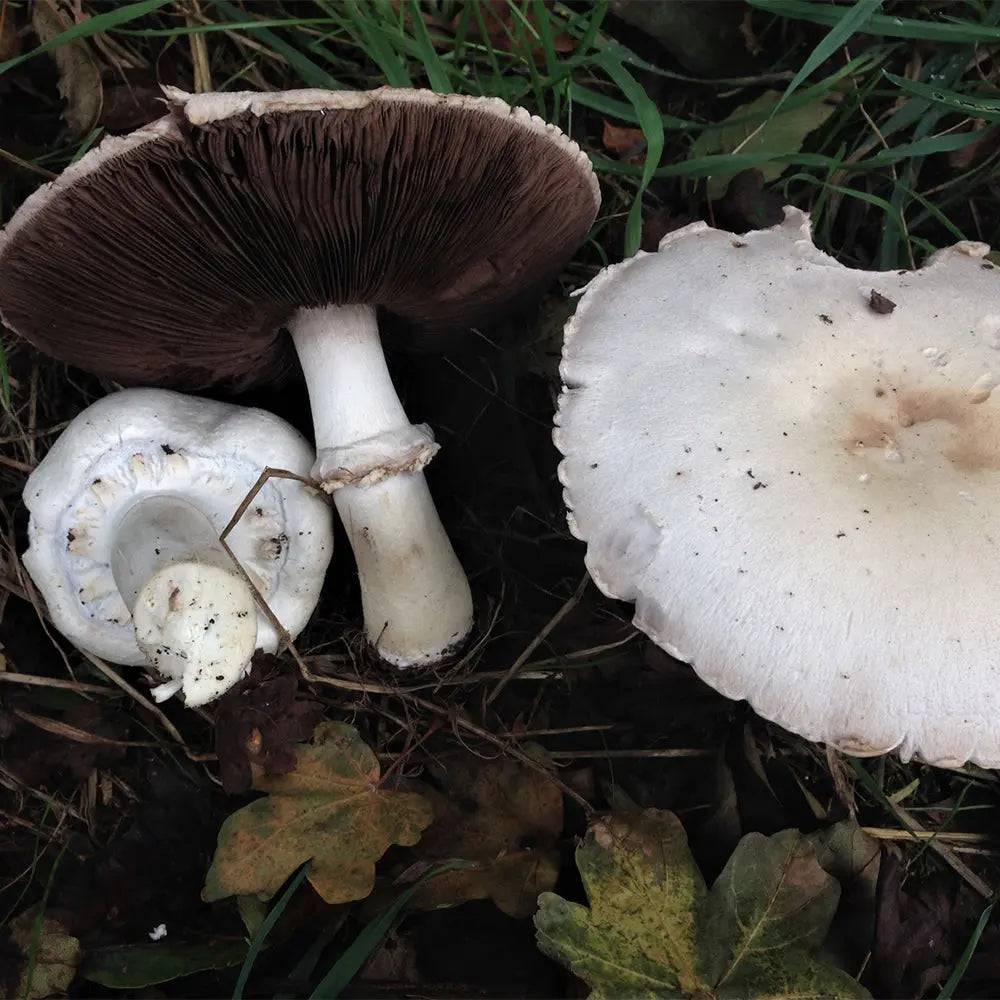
556;207;1000;768
0;87;600;668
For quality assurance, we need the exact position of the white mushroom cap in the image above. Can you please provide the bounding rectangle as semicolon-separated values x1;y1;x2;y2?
555;207;1000;767
24;388;333;702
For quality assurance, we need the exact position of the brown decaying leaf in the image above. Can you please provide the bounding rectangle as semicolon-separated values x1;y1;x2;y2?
0;3;22;63
213;652;323;795
712;168;786;233
443;0;574;59
601;120;647;163
399;750;564;918
100;69;172;133
872;852;957;997
31;0;102;137
947;121;1000;172
869;289;897;314
202;722;433;904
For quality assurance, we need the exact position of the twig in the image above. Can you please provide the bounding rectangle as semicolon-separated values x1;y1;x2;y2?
485;573;589;705
0;672;115;696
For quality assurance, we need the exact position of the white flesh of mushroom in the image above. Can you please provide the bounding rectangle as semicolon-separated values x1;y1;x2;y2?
556;207;1000;767
23;388;333;706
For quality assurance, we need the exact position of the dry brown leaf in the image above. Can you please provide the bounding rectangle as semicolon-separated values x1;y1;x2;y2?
31;0;102;136
399;750;564;918
202;722;433;904
601;120;647;163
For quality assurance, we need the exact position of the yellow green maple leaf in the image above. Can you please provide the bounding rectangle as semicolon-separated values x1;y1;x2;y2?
534;809;870;1000
203;722;433;904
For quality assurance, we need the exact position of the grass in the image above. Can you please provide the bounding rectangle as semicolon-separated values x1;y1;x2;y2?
1;0;1000;996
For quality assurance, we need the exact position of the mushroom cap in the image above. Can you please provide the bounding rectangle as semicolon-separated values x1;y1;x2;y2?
23;387;333;665
555;207;1000;767
0;87;600;389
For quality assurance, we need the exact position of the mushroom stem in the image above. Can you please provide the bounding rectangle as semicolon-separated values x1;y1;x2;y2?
109;496;258;704
289;304;473;667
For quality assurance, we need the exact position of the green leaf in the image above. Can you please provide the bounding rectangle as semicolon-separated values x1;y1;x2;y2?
689;90;837;198
535;809;869;1000
706;830;864;998
535;811;706;997
203;723;433;904
79;940;247;989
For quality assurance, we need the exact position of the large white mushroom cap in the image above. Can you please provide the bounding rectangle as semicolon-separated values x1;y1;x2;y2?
555;207;1000;767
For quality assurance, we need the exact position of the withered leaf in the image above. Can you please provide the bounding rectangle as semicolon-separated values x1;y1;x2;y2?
203;722;433;904
213;652;323;795
601;120;647;163
31;0;102;137
0;905;82;1000
401;751;563;918
869;289;897;314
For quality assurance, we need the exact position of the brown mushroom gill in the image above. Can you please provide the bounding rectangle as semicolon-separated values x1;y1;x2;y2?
0;104;595;388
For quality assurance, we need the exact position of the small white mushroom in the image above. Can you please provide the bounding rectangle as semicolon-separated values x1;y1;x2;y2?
555;207;1000;767
24;388;333;706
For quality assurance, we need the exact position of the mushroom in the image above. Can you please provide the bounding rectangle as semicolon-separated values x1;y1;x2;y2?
555;207;1000;767
24;387;333;706
0;87;600;668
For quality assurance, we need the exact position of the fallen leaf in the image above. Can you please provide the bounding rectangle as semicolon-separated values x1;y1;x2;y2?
203;722;433;904
445;0;574;58
31;0;102;137
711;168;785;232
213;652;323;795
535;808;870;998
0;906;82;1000
871;853;960;998
869;289;897;314
401;751;564;918
79;939;247;989
100;69;172;133
811;820;880;981
690;90;837;198
947;121;1000;171
0;3;22;63
602;120;647;163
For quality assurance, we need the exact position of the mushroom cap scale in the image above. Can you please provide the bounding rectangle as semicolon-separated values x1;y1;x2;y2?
0;87;599;389
555;207;1000;767
24;387;332;667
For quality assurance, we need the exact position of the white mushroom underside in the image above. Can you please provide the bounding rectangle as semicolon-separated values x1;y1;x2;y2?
556;208;1000;767
23;389;332;669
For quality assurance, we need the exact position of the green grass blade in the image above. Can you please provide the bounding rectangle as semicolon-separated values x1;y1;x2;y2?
939;902;994;999
232;862;312;1000
592;55;664;257
749;0;1000;42
407;0;453;92
882;71;1000;121
772;0;882;115
207;1;345;89
570;83;699;131
309;861;473;1000
0;0;171;76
